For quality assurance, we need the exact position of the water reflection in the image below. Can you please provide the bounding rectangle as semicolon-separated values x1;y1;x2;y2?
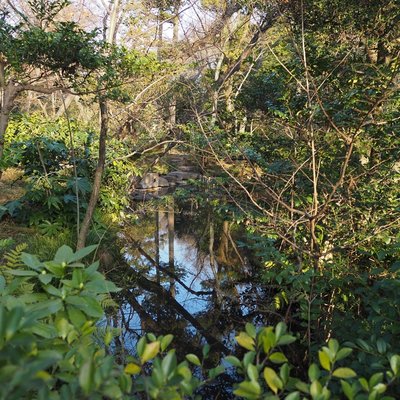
115;200;273;360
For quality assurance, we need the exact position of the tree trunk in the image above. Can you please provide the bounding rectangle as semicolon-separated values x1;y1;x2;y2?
76;98;108;249
0;82;20;178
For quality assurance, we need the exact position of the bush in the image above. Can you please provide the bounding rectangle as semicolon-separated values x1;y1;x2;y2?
0;245;399;399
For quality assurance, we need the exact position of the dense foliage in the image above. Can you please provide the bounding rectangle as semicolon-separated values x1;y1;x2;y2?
1;245;400;399
0;0;399;398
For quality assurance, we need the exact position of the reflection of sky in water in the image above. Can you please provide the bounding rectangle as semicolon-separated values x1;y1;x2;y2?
120;210;260;353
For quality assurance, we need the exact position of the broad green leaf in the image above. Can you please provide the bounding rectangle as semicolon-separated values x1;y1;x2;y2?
277;334;296;346
55;318;70;340
264;367;282;394
328;339;339;355
390;355;400;375
31;322;58;338
161;350;177;377
0;276;5;291
308;363;320;382
285;392;300;400
247;364;258;381
310;380;322;398
65;296;103;318
341;380;354;400
270;352;288;364
70;245;98;262
43;261;64;277
186;353;201;366
318;350;331;371
369;372;383;388
333;368;357;379
202;343;210;357
234;380;261;399
67;306;86;328
38;273;53;285
79;359;94;395
236;331;255;351
5;306;24;340
275;322;287;339
141;341;160;363
245;322;257;338
225;356;242;367
21;253;42;271
137;336;146;357
124;363;141;375
336;347;353;361
161;334;174;351
85;278;120;293
54;245;74;264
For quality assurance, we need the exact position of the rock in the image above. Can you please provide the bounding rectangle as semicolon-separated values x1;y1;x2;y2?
158;177;170;187
138;173;159;189
165;171;201;182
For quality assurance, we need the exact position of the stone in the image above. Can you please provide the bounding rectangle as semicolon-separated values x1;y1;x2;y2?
158;177;170;187
138;173;159;189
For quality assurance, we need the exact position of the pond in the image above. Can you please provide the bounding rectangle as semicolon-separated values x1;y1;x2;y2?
110;195;279;367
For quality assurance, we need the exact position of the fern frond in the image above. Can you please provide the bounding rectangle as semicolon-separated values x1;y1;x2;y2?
2;243;28;269
99;294;118;310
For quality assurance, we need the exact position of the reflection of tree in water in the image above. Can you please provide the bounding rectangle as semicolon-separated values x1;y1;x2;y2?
116;200;277;365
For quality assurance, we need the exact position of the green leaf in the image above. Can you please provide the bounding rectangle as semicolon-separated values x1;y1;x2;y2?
43;261;64;277
124;363;141;375
65;296;103;318
79;359;94;395
161;350;177;377
390;355;400;375
247;364;258;381
67;306;86;328
202;343;210;358
137;336;146;357
318;350;331;371
85;279;120;293
70;245;98;262
275;322;287;339
277;334;296;346
31;322;58;338
0;276;5;292
54;245;74;264
332;368;357;379
161;334;174;351
285;392;300;400
310;380;322;398
21;253;42;271
308;363;320;382
141;341;160;363
234;380;261;399
186;353;201;366
7;269;38;276
336;347;353;361
376;339;387;354
225;356;242;367
38;273;53;285
341;380;354;400
236;331;255;351
245;322;257;338
270;352;288;364
264;367;283;394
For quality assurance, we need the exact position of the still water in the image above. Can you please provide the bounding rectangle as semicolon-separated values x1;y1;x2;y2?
113;199;274;360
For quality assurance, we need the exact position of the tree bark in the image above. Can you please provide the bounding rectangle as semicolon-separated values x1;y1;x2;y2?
0;82;20;178
76;98;108;249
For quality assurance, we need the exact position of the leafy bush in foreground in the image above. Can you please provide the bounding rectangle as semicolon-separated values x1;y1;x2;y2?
0;245;399;399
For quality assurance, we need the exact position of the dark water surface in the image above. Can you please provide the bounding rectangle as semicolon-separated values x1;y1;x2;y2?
112;199;275;363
